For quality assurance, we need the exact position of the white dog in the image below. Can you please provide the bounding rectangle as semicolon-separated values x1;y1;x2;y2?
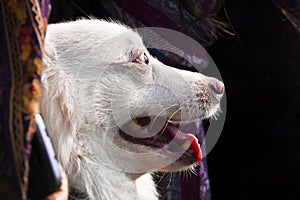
41;19;224;200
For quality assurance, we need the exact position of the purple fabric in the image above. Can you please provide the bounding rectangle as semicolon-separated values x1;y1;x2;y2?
100;0;218;47
113;0;181;31
181;163;211;200
180;121;211;200
0;0;50;199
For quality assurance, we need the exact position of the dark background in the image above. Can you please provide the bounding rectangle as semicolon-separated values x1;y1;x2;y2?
206;1;300;199
49;0;300;199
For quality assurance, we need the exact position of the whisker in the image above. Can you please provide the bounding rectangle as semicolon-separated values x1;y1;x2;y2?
154;172;167;185
167;172;174;188
168;107;183;122
150;104;179;129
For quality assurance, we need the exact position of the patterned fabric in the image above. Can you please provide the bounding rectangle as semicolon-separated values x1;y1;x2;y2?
0;0;50;199
98;0;220;70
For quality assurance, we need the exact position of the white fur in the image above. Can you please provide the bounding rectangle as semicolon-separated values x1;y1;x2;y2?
41;19;223;200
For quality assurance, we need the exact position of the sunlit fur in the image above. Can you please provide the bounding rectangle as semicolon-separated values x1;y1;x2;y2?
41;19;223;200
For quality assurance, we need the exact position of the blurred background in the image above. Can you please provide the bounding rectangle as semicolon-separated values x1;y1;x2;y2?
48;0;300;199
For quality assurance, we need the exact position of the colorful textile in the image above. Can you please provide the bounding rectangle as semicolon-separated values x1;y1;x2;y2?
0;0;50;199
97;0;219;71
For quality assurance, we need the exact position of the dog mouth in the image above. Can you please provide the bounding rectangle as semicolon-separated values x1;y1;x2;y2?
118;117;202;163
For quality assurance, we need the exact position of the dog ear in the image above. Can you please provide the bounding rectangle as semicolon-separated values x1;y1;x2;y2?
41;40;81;170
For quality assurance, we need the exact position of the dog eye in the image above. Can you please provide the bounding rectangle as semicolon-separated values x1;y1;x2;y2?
133;53;149;65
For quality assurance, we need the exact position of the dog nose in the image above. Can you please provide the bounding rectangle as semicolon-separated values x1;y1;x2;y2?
208;78;224;95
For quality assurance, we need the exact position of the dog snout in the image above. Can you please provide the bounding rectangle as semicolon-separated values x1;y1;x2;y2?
208;78;224;95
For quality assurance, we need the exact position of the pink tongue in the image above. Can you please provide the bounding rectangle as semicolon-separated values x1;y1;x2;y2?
166;125;202;163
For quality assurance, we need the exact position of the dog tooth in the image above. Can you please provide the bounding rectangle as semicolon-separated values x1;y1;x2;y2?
181;141;191;150
127;121;135;128
140;128;149;135
167;120;181;125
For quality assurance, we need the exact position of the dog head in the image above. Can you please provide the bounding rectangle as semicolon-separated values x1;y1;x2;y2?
42;19;224;175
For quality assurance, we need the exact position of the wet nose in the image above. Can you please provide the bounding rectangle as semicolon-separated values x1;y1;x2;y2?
208;78;224;95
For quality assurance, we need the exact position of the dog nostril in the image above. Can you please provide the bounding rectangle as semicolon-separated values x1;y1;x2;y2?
209;80;224;94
